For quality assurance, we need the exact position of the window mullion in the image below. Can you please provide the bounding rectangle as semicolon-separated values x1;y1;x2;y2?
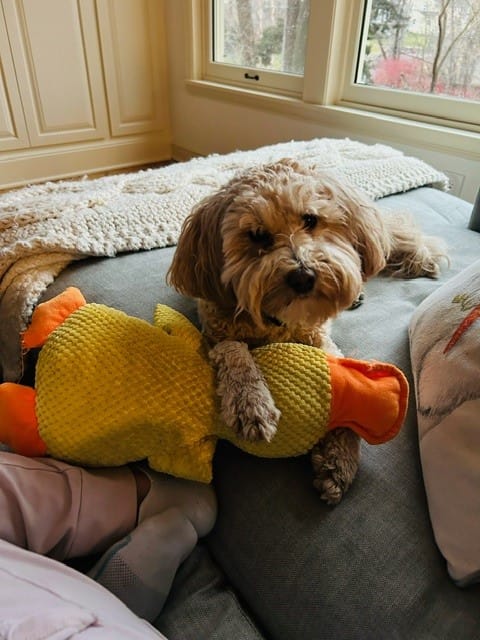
302;0;356;106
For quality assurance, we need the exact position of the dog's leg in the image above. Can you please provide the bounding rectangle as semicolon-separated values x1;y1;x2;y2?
309;333;360;504
311;429;361;504
209;341;280;442
383;214;448;278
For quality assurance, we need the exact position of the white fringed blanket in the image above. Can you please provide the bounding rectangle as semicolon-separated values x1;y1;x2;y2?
0;137;448;381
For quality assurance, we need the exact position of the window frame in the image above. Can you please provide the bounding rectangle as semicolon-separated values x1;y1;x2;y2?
186;0;480;157
202;0;306;96
339;0;480;133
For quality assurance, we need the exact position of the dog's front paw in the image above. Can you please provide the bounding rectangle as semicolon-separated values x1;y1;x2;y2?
311;428;360;505
210;340;281;442
232;398;280;442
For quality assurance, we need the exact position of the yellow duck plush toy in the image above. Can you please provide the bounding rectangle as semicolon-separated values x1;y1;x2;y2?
0;287;408;483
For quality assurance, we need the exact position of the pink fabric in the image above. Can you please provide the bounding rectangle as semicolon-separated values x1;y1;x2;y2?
0;539;165;638
0;452;137;559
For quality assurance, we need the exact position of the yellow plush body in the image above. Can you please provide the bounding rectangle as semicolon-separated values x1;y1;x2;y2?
0;288;408;483
36;303;332;482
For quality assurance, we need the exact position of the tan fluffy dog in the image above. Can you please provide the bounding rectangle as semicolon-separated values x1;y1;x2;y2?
168;159;446;503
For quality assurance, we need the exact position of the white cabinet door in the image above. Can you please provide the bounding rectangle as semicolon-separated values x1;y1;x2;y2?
2;0;109;146
0;6;29;150
96;0;167;136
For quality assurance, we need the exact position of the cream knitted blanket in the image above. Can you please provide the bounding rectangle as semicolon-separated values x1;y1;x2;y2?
0;137;448;382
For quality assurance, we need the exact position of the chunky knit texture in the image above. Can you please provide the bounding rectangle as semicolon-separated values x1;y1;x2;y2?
0;137;448;382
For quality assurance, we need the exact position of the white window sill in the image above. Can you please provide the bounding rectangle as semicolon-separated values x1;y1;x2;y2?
186;79;480;161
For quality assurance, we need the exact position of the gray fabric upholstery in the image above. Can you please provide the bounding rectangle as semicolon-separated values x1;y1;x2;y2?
35;186;480;639
156;545;265;640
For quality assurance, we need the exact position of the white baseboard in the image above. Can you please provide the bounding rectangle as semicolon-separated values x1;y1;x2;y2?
171;144;204;162
0;133;172;190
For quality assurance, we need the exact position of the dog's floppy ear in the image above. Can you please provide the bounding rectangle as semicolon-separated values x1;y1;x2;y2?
333;183;389;279
167;188;233;303
349;200;389;279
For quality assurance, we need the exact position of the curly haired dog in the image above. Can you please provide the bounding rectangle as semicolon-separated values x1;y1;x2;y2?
167;159;446;504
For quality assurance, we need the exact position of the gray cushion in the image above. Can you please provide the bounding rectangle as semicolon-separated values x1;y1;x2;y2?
36;187;480;640
207;189;480;640
156;545;265;640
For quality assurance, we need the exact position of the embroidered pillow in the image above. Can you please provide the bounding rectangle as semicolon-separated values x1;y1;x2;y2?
409;259;480;586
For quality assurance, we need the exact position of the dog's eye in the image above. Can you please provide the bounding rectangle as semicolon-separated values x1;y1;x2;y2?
302;214;318;231
248;228;273;247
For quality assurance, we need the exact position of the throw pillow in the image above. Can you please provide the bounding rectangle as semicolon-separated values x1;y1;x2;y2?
409;259;480;586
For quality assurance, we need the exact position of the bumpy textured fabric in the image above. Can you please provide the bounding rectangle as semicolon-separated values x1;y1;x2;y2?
35;304;332;482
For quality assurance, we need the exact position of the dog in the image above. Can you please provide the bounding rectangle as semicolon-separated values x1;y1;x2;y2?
168;159;447;504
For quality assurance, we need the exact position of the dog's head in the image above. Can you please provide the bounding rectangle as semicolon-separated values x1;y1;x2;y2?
168;159;390;328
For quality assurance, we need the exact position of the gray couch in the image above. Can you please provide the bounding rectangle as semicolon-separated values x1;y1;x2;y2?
32;184;480;639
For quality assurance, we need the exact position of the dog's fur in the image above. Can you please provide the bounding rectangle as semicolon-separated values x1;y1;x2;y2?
168;159;447;503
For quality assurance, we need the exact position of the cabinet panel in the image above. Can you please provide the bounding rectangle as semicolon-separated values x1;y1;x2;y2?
3;0;108;145
0;6;29;150
97;0;166;136
0;0;171;188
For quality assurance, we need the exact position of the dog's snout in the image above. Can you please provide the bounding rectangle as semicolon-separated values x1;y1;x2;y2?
286;267;316;294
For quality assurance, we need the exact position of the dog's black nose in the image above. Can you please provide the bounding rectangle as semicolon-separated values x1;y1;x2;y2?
286;267;316;294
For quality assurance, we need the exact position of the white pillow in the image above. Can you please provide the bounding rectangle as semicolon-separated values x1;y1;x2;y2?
409;259;480;586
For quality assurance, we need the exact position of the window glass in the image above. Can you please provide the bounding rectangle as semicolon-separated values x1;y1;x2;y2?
212;0;310;76
356;0;480;103
199;0;480;131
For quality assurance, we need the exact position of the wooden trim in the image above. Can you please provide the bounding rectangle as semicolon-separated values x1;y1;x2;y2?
0;132;172;190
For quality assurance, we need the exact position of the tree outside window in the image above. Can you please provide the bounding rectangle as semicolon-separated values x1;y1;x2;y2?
213;0;310;75
357;0;480;101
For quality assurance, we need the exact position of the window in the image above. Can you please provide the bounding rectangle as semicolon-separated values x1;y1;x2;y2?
195;0;480;133
356;0;480;101
205;0;310;95
342;0;480;130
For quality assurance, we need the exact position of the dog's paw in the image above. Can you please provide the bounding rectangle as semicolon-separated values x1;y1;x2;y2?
311;428;360;505
220;382;280;442
233;400;280;442
209;340;281;442
348;291;365;310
